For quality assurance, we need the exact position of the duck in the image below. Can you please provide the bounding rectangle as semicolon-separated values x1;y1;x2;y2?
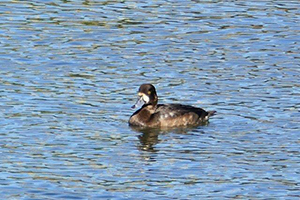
129;84;216;127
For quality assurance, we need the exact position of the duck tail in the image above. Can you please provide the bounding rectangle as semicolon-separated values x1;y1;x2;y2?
207;110;216;118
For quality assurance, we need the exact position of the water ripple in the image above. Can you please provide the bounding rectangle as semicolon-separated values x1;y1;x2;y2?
0;0;299;199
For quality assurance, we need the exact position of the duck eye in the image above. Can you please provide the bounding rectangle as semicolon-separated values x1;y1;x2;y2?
148;91;151;95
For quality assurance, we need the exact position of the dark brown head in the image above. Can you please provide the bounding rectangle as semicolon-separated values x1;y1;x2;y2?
132;84;158;109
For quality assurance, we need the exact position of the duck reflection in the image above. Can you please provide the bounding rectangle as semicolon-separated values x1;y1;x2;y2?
131;126;161;152
131;124;207;152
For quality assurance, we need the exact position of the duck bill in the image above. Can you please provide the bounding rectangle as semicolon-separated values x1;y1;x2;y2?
131;96;145;109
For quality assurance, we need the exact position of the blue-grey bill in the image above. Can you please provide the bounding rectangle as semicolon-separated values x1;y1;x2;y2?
131;96;145;109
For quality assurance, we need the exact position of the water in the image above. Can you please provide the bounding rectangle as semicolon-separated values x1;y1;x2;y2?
0;0;299;199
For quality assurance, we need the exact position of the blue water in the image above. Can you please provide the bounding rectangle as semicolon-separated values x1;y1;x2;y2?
0;1;299;199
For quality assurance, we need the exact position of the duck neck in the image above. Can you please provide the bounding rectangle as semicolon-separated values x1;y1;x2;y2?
149;94;158;107
143;103;157;111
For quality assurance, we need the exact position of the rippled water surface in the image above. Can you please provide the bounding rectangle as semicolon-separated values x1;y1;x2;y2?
0;1;299;199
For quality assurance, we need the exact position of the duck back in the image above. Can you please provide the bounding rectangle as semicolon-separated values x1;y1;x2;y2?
154;104;214;127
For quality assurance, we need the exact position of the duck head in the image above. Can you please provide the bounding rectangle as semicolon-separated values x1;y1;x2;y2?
132;84;158;109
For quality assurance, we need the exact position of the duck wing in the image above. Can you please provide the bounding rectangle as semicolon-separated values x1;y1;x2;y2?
156;104;207;117
153;104;215;127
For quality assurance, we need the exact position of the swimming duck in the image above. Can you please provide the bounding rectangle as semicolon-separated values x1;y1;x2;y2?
129;84;216;127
